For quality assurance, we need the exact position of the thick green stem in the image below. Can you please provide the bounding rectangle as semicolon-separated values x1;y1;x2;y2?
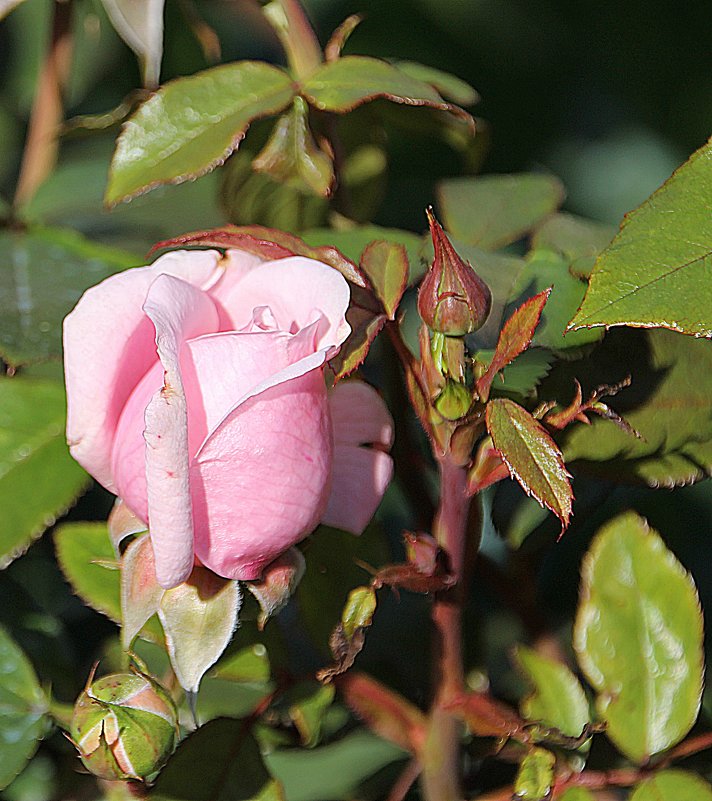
420;455;473;801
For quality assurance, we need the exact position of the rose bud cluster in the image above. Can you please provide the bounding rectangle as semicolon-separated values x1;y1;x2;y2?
64;248;394;589
418;208;492;337
71;670;178;781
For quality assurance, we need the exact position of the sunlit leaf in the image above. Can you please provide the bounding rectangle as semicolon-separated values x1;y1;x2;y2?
486;398;572;532
574;512;703;763
630;770;712;800
106;62;295;204
437;173;564;251
0;626;49;790
0;378;88;568
513;747;555;801
359;240;409;319
569;135;712;337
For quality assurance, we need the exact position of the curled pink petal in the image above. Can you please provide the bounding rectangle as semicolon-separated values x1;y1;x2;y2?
322;381;394;534
64;249;224;489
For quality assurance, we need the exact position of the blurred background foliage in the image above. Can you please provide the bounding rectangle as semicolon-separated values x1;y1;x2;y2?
2;2;712;799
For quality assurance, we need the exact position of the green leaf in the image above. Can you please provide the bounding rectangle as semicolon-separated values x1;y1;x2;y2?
558;790;595;801
574;512;703;763
0;378;89;568
437;173;564;250
474;348;555;403
328;286;386;380
0;626;49;790
106;62;295;205
287;682;336;748
301;56;473;125
508;250;603;354
486;398;572;532
253;97;334;197
341;586;377;640
0;227;135;366
514;645;589;739
569;136;712;336
630;770;712;800
265;729;407;801
152;718;284;801
392;61;479;106
54;522;120;622
531;212;615;278
158;569;241;693
513;747;555;801
213;644;270;684
476;289;551;401
549;329;712;487
359;240;409;319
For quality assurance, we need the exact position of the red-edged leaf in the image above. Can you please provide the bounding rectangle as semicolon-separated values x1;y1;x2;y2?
149;225;368;288
329;285;386;380
336;671;426;754
476;289;551;402
486;399;573;532
359;240;409;319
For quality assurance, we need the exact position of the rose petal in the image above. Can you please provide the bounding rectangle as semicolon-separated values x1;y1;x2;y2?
322;381;394;534
64;249;224;489
142;274;219;588
191;363;332;581
216;256;351;352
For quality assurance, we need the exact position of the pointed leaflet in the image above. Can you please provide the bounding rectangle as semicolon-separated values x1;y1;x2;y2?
359;240;409;319
476;289;551;401
393;61;479;107
514;645;589;739
0;626;49;790
569;135;712;336
629;771;712;801
437;174;564;251
0;377;88;568
121;534;164;649
301;56;474;127
328;285;386;380
486;399;572;532
106;62;295;205
263;0;322;80
158;568;241;693
100;0;165;87
574;512;703;763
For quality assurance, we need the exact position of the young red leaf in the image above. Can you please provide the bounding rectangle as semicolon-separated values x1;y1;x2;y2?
476;289;551;402
336;671;426;754
359;240;409;319
486;398;573;533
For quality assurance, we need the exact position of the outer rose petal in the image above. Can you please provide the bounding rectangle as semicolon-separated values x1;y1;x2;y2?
64;249;223;489
216;257;351;352
322;381;394;534
142;274;219;588
191;363;332;581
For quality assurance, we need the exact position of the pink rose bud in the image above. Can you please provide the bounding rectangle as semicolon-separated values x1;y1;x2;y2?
71;670;177;781
63;249;394;589
417;208;492;336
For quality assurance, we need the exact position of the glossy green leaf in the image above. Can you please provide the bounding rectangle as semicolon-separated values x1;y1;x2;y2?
106;62;295;204
266;729;407;801
0;378;89;568
513;747;555;801
549;329;712;487
569;136;712;336
301;56;473;124
0;626;49;790
359;240;409;319
476;289;551;401
341;586;377;640
486;398;572;532
474;348;555;403
574;512;703;763
507;250;603;353
253;97;334;197
393;61;479;106
515;645;589;738
630;770;712;800
531;212;614;278
54;522;120;622
0;227;135;366
159;569;241;694
437;173;564;250
152;718;284;801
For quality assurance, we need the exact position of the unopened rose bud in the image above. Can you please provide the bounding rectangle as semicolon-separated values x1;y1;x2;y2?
71;669;178;781
418;208;492;336
435;379;473;421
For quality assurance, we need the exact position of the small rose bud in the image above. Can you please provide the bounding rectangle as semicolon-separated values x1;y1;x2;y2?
434;379;473;421
71;669;178;781
418;208;492;336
